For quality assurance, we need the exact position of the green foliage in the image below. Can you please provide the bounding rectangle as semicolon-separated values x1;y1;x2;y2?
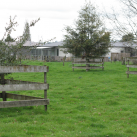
5;34;14;42
0;16;40;66
62;3;111;59
121;33;134;42
0;16;41;83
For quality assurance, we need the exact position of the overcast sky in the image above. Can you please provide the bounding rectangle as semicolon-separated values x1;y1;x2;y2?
0;0;121;42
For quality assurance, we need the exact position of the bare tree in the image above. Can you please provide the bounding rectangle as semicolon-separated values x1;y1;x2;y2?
0;16;55;66
106;0;137;40
0;16;40;66
0;16;55;84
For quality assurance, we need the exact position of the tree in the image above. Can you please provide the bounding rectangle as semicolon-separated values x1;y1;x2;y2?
5;34;14;42
0;16;40;84
62;2;111;60
106;0;137;40
0;16;56;86
0;16;40;66
23;21;31;41
121;33;134;42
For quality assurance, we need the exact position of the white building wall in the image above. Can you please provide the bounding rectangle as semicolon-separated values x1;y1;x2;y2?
105;47;125;57
59;48;72;57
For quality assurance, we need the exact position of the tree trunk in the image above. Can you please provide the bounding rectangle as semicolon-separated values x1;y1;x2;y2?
86;58;90;72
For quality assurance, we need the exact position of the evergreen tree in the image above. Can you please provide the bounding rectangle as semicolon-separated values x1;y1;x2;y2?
5;34;14;42
62;2;110;59
23;21;31;41
121;33;134;42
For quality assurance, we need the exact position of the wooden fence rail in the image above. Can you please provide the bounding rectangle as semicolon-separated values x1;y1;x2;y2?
126;57;137;78
0;65;49;111
72;58;104;71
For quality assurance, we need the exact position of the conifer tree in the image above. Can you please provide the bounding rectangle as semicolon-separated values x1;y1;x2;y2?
23;21;31;41
121;33;134;42
62;2;111;59
5;34;14;42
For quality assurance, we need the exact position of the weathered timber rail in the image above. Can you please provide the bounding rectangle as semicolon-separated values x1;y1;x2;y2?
72;58;104;71
126;57;137;78
0;65;49;111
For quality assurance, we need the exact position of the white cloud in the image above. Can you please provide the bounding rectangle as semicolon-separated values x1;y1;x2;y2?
0;0;122;41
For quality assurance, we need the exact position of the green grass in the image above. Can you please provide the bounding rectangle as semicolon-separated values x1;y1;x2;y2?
0;61;137;137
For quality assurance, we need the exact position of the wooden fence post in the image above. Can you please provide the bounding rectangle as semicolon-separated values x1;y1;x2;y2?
102;58;104;70
63;56;66;66
0;66;49;109
127;59;129;78
2;91;6;101
44;72;47;111
1;74;6;101
86;58;90;72
123;57;126;65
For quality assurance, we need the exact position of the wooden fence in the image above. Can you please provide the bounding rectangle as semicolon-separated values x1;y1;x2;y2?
111;53;130;61
126;57;137;78
19;55;111;62
19;55;72;62
0;65;49;111
72;58;104;71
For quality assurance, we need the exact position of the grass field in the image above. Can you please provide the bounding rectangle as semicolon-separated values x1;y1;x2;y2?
0;61;137;137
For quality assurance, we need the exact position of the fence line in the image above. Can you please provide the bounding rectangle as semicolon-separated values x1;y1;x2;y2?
72;58;104;72
17;55;111;62
126;57;137;78
111;53;130;61
0;65;49;111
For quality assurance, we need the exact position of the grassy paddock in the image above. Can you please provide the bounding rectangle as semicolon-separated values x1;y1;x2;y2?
0;61;137;137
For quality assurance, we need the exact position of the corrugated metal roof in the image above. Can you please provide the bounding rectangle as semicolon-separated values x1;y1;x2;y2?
7;41;137;48
41;41;63;47
111;41;137;48
7;41;63;47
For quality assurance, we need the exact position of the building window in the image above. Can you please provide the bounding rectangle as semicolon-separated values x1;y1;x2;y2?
31;49;36;55
57;49;59;56
128;48;131;52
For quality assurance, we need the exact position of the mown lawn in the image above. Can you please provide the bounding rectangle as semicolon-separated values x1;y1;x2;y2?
0;61;137;137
